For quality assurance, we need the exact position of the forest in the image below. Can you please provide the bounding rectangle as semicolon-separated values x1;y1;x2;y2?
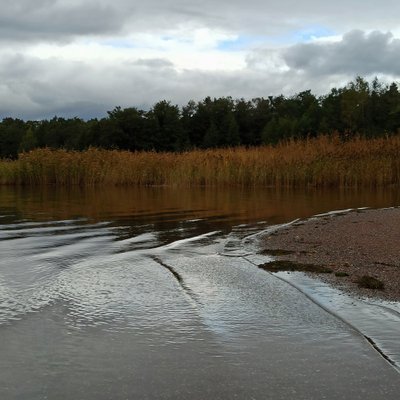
1;77;400;159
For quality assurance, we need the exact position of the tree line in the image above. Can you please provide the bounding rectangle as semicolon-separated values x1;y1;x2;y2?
1;77;400;159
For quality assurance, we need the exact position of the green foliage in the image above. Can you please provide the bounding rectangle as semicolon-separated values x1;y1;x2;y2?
234;99;257;145
357;275;384;290
259;260;333;273
1;76;400;157
146;101;188;151
0;118;26;158
335;272;350;277
203;121;220;148
107;106;150;151
19;128;38;152
87;118;127;149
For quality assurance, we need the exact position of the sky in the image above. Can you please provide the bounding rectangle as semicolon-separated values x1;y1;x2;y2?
2;0;400;120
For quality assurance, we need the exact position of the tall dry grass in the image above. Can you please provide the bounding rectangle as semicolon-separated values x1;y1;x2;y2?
1;135;400;187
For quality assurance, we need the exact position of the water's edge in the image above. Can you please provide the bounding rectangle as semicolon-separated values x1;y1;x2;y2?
241;211;400;372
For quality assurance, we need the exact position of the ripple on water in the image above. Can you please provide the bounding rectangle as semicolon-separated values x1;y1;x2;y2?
0;217;206;341
1;212;400;400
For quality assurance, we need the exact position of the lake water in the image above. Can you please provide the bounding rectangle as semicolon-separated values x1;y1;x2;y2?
1;186;400;399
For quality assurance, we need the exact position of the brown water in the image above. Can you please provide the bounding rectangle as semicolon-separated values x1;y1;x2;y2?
0;186;399;399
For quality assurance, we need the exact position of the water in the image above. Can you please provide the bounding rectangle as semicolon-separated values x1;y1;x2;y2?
1;186;400;399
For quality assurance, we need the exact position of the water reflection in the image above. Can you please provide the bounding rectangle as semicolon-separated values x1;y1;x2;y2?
1;186;400;400
2;185;400;223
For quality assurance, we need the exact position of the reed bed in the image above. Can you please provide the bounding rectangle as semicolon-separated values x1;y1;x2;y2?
1;135;400;187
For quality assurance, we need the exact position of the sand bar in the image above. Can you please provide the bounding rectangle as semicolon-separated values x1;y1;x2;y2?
262;207;400;301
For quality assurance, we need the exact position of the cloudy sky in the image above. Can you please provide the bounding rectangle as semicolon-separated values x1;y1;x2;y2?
2;0;400;119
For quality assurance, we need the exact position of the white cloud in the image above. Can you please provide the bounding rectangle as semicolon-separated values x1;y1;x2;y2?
283;30;400;76
22;26;247;72
2;1;400;119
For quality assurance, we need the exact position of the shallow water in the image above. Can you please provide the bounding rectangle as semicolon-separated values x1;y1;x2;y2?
1;186;400;399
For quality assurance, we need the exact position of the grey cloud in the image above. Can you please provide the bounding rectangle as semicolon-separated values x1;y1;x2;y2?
0;53;299;120
0;0;124;43
132;59;174;69
120;1;400;37
283;30;400;76
2;29;400;120
3;1;400;44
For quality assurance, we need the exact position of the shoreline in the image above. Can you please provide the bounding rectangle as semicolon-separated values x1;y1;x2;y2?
260;207;400;302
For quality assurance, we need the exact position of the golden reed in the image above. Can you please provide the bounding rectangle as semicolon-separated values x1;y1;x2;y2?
1;135;400;187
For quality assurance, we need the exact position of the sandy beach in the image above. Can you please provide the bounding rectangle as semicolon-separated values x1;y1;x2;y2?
261;207;400;301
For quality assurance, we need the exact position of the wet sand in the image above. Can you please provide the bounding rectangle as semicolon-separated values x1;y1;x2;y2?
261;207;400;301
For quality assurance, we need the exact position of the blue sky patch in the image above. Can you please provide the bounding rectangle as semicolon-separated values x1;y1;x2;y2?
293;26;336;42
100;39;137;49
268;26;336;46
217;35;266;51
